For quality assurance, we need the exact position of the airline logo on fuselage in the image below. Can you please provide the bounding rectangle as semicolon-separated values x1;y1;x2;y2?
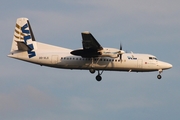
127;56;137;60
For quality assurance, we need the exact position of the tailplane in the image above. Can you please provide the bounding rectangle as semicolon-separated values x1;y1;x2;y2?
10;18;37;58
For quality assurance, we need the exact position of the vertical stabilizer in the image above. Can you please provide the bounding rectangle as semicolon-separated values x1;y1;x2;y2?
10;18;37;58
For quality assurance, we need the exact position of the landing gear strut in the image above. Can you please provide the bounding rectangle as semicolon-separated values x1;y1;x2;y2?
157;69;163;79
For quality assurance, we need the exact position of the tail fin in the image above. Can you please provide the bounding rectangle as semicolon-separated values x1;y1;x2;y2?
10;18;37;58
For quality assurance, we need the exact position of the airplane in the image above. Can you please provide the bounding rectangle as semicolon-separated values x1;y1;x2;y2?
8;18;172;81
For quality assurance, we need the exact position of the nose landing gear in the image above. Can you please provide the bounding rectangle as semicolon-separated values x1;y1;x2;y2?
157;74;162;79
157;69;163;79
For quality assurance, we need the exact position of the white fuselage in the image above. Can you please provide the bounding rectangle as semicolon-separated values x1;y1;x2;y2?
9;42;172;73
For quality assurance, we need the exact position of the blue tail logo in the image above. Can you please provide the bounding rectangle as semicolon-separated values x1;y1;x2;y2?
21;23;36;58
14;21;36;58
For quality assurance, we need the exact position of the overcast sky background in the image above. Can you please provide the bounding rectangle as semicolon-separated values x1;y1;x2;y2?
0;0;180;120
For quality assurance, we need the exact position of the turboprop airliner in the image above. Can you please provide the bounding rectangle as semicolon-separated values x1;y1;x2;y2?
8;18;172;81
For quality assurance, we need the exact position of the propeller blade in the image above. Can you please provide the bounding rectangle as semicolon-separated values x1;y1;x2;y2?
120;43;122;50
118;43;122;60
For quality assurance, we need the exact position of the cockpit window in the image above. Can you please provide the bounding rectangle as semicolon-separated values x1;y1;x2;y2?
154;57;157;60
149;57;153;60
149;57;158;60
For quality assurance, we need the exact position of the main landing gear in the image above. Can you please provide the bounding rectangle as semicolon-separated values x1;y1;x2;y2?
89;68;96;74
89;69;104;81
89;57;104;81
96;75;102;81
157;69;163;79
96;70;104;81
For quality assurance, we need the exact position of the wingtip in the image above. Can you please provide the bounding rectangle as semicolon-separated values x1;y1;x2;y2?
82;31;90;34
17;17;29;21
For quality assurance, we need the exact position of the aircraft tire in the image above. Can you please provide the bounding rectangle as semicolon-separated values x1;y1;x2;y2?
96;75;102;81
89;69;96;74
157;75;162;79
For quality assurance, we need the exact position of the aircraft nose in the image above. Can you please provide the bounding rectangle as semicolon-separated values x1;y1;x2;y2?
159;61;173;70
167;63;173;68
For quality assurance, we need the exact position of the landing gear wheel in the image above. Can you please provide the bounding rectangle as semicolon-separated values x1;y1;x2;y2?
157;75;162;79
96;75;102;81
89;69;96;74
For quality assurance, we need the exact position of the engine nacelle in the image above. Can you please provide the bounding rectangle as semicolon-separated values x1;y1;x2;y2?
100;52;119;58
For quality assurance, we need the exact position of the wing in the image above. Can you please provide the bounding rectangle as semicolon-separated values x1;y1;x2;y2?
82;31;103;51
71;31;103;57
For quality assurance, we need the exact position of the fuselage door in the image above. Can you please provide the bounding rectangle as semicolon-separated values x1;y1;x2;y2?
137;59;143;68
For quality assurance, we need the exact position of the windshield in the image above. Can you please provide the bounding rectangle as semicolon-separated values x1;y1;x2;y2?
149;57;158;60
